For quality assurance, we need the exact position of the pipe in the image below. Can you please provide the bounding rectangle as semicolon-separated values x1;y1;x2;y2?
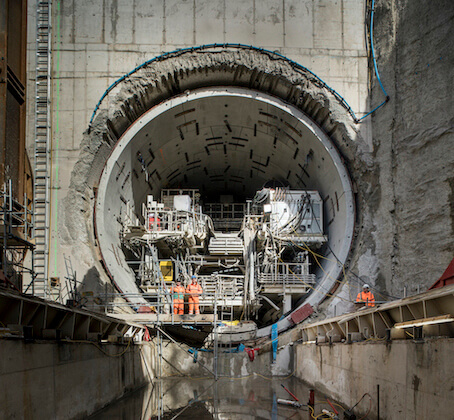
377;384;380;420
308;389;315;408
277;399;302;408
281;384;299;401
327;398;339;415
249;247;255;302
258;294;280;311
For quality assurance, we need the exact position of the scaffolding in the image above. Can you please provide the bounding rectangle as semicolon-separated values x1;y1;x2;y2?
0;180;34;293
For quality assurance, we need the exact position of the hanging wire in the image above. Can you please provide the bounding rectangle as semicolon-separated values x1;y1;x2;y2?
357;0;390;121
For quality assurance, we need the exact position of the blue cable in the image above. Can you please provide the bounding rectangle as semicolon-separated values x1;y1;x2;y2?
370;0;388;96
88;43;359;128
89;3;389;129
358;0;390;121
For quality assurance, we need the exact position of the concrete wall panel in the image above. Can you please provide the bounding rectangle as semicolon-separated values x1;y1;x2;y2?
284;0;314;49
195;0;225;45
225;1;255;44
0;341;152;419
295;338;454;419
59;0;75;44
86;48;109;73
104;0;135;45
135;0;164;45
72;46;88;75
313;0;343;49
74;1;104;44
255;0;284;47
343;0;365;50
165;0;194;46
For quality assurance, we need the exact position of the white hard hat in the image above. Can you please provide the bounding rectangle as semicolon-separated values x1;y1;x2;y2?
363;284;370;289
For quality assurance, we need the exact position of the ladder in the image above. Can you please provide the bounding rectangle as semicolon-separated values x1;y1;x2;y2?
220;305;234;322
32;0;52;298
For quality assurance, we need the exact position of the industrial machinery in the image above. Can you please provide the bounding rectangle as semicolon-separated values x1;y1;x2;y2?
121;186;326;327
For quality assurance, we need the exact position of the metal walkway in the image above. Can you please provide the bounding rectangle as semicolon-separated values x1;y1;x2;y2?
111;313;215;326
301;284;454;343
0;289;143;341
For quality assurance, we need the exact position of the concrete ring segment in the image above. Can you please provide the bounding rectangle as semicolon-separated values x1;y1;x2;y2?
94;87;354;335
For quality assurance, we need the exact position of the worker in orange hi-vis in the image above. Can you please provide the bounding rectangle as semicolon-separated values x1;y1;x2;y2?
356;284;375;307
171;279;185;315
186;275;203;315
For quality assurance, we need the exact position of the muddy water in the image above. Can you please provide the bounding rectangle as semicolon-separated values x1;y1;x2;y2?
89;376;339;419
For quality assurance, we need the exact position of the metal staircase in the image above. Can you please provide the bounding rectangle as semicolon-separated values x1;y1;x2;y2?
31;0;52;298
208;232;244;255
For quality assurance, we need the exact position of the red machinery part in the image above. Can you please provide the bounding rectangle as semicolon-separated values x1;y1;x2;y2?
289;303;314;324
308;389;315;407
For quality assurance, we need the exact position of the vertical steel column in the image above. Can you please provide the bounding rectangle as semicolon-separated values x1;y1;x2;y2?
213;286;218;380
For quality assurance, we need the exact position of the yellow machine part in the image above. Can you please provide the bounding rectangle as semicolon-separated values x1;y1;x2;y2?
159;261;173;282
222;320;240;326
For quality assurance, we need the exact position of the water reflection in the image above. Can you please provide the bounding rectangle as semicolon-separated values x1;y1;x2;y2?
89;376;330;419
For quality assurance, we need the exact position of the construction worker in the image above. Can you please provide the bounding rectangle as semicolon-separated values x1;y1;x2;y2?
171;279;185;315
186;275;203;315
356;284;375;307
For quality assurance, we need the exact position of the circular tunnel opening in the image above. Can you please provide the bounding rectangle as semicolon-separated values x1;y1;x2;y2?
95;87;354;330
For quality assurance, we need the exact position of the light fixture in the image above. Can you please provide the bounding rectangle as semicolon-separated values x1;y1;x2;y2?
394;314;454;329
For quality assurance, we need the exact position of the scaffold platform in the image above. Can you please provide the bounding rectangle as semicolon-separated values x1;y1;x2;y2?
110;313;216;326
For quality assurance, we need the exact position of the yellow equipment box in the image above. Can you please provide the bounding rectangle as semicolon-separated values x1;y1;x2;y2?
159;261;173;282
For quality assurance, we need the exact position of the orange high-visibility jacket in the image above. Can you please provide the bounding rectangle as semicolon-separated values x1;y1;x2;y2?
186;283;202;297
356;290;375;307
172;285;185;300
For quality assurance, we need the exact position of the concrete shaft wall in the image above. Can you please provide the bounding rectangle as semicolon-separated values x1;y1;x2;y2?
0;340;152;419
295;338;454;419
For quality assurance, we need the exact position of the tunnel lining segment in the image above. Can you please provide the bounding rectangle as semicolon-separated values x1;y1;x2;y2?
95;87;355;332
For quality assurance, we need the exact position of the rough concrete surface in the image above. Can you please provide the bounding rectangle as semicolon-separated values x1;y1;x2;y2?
320;0;454;317
366;0;454;298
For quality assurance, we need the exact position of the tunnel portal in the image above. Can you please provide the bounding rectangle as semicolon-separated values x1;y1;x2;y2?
95;87;354;331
